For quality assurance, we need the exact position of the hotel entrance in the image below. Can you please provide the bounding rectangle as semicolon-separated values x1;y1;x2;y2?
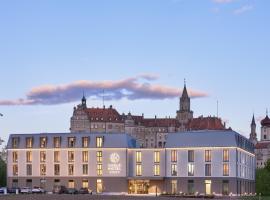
128;180;150;194
205;180;212;195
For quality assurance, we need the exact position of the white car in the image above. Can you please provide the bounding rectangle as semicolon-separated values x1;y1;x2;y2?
32;187;45;194
0;187;7;194
20;187;31;194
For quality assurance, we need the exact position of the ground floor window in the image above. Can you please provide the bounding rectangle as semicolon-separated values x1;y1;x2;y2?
82;179;88;188
128;180;149;194
68;180;75;188
97;179;103;193
222;180;229;195
26;179;32;188
205;180;211;195
12;179;18;188
188;180;194;195
171;180;177;194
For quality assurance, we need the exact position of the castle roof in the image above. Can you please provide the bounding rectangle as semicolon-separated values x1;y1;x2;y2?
255;141;270;149
261;115;270;127
187;116;226;131
85;106;123;123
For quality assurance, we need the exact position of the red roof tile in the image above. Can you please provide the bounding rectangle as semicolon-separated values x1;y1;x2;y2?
256;142;270;149
187;116;226;131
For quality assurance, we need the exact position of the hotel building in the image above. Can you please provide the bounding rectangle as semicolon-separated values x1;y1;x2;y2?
7;130;255;196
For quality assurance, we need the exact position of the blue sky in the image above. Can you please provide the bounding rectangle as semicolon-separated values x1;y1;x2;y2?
0;0;269;145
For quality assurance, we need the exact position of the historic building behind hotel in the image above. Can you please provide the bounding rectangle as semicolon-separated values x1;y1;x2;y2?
70;83;226;147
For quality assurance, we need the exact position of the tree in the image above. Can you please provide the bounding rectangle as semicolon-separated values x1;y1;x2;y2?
0;156;6;187
256;168;270;196
265;159;270;173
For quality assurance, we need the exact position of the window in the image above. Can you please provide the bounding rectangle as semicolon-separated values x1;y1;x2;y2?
96;137;103;148
12;151;18;163
97;151;102;163
154;164;160;176
188;150;194;162
68;180;75;188
136;151;142;163
205;150;211;162
26;151;32;163
188;180;195;195
205;164;211;176
12;137;19;148
40;137;47;148
154;151;160;163
188;163;194;176
26;164;32;176
68;151;74;162
54;151;60;162
68;164;74;175
13;165;18;176
171;164;177;176
68;137;76;148
54;164;60;175
26;137;33;148
82;151;88;162
82;137;89;148
40;151;46;162
171;180;177;194
223;163;229;176
223;149;229;162
40;164;46;176
82;164;88;175
136;164;142;176
222;180;229;195
82;180;88;188
171;150;177;162
53;137;61;148
97;164;102;176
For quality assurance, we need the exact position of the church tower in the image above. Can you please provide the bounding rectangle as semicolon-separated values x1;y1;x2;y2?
81;93;87;109
249;114;257;144
176;81;193;129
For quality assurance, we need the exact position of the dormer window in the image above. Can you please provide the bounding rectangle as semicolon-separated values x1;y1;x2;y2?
68;137;76;148
40;137;47;148
96;136;103;148
12;137;20;148
26;137;33;148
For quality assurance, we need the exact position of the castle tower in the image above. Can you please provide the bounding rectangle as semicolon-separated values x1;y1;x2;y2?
249;114;257;144
260;110;270;141
81;93;87;109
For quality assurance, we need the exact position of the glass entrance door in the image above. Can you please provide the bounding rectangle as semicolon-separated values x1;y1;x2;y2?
205;180;212;195
129;180;149;194
97;179;103;193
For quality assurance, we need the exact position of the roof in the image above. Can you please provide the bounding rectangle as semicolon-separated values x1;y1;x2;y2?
7;132;137;149
85;106;123;123
261;115;270;127
255;141;270;149
187;116;226;131
143;118;179;128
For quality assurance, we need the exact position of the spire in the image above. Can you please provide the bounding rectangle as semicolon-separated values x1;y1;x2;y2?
182;79;189;98
81;91;87;108
251;113;256;126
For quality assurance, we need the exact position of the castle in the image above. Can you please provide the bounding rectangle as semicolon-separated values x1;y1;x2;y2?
70;83;226;147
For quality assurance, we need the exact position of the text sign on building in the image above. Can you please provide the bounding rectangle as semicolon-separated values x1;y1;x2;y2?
108;153;121;175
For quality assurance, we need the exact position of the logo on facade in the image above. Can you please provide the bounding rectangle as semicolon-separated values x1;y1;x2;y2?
110;153;120;163
108;153;121;175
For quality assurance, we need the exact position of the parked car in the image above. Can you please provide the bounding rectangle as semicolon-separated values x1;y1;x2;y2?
66;188;78;194
53;185;67;194
20;187;32;194
8;187;20;194
78;187;89;194
0;187;7;194
32;187;45;194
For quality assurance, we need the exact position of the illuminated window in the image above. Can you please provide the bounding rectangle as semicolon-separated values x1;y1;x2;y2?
12;151;18;163
171;164;177;176
136;151;142;163
68;137;76;148
54;164;60;175
40;137;47;148
26;164;32;176
26;151;32;163
136;164;142;176
54;151;60;162
188;163;194;176
68;151;74;162
12;137;19;148
154;164;160;176
97;164;102;176
171;150;177;162
82;164;88;175
82;137;89;148
223;163;229;176
96;151;102;163
96;137;103;148
188;150;194;162
68;164;74;175
205;150;211;162
53;137;61;148
40;164;46;176
26;137;33;148
171;180;177;194
154;151;160;163
223;149;229;162
13;164;18;176
82;180;88;188
40;151;46;162
68;180;74;188
82;151;88;162
205;164;211;176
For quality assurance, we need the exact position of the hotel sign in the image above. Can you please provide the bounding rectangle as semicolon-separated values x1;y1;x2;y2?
108;153;121;175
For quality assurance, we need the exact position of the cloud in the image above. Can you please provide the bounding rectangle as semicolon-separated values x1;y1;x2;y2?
233;4;253;15
0;74;208;106
213;0;235;4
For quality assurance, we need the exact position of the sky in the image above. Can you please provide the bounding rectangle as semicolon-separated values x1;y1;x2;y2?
0;0;270;146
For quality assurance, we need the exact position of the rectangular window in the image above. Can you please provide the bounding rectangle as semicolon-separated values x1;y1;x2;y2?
154;151;160;163
68;137;76;148
171;150;177;162
136;164;142;176
222;180;229;195
205;164;211;176
154;164;160;176
12;137;19;148
68;151;74;162
26;137;33;148
205;150;211;162
188;180;195;195
53;137;61;148
223;149;229;162
82;164;88;175
40;137;47;148
82;151;88;162
40;164;46;176
96;151;102;163
68;164;74;175
82;137;89;148
54;164;60;175
188;150;194;162
68;180;75;188
40;151;46;162
96;137;103;148
26;164;32;176
136;151;142;163
97;164;102;176
171;164;177;176
171;180;177;194
26;151;32;163
13;164;18;176
223;163;229;176
188;163;194;176
54;151;60;162
12;151;18;163
82;180;88;188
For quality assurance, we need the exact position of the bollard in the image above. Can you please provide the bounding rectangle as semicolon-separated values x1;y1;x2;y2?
16;188;19;195
4;188;7;195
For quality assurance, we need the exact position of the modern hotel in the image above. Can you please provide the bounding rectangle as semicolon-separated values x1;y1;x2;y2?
7;130;255;196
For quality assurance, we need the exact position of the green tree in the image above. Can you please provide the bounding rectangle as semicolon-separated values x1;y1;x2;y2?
256;168;270;196
0;156;6;187
265;159;270;173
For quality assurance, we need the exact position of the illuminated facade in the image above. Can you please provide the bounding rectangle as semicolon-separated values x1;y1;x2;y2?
7;130;255;196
